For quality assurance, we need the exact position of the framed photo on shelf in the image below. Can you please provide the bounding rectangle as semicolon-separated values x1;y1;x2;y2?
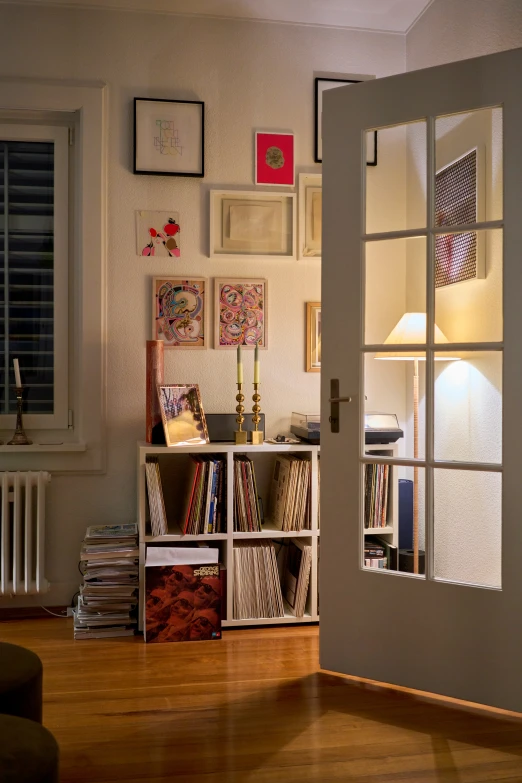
215;278;268;349
314;78;377;166
298;173;322;259
306;302;321;372
255;131;295;187
153;277;207;349
137;211;181;257
134;98;204;177
210;190;296;259
157;384;209;446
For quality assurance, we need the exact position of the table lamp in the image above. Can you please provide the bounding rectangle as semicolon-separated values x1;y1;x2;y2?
375;313;460;575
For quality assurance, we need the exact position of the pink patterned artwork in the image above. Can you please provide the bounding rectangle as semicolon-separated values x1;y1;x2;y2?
136;210;181;257
215;279;267;349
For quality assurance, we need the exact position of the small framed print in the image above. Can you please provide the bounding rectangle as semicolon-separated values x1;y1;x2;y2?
306;302;321;372
157;384;209;446
314;78;377;166
210;190;296;259
153;277;207;349
134;98;204;177
215;278;268;349
255;132;295;187
298;173;322;259
137;211;181;257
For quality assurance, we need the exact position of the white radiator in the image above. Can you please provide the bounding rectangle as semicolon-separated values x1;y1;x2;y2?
0;471;51;596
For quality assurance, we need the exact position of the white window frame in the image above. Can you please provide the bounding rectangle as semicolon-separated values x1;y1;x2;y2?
0;123;69;429
0;80;107;472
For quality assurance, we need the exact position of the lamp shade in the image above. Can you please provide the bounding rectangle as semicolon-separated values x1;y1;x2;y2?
375;312;460;360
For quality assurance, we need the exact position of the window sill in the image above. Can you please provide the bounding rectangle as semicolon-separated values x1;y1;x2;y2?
0;442;87;453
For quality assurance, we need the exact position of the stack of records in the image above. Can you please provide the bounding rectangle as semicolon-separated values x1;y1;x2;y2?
364;463;390;529
74;523;139;639
282;539;312;618
182;456;226;535
145;457;168;536
233;541;284;619
269;455;311;531
233;456;262;532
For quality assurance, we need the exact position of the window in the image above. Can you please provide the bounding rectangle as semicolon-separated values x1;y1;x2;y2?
0;124;69;428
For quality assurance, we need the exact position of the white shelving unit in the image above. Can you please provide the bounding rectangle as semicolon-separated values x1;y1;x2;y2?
364;442;400;554
137;441;320;630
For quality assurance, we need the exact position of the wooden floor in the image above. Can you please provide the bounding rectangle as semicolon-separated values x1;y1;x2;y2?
2;620;522;782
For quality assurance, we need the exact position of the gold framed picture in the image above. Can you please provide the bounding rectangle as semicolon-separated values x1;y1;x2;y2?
306;302;321;373
157;384;209;446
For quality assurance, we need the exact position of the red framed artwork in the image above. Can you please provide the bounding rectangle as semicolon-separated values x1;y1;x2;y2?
255;132;294;187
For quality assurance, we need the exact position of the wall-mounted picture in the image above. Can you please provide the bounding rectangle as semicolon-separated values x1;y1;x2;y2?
215;278;267;349
255;132;295;187
137;211;181;257
298;174;322;259
153;278;206;349
157;384;209;446
210;190;295;258
306;302;321;372
314;78;377;166
134;98;204;177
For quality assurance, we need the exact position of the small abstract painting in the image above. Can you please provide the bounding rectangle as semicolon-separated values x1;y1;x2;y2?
153;278;206;349
215;278;268;349
137;211;181;257
255;132;294;187
134;98;204;177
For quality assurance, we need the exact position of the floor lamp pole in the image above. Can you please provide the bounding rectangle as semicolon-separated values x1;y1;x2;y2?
413;358;419;575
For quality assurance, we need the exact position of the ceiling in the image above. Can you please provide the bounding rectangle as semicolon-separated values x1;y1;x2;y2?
2;0;435;33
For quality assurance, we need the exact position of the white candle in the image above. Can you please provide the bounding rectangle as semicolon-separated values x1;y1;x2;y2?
13;359;22;388
253;343;260;384
237;345;243;384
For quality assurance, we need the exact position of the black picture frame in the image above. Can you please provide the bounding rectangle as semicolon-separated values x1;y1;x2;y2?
134;97;205;178
314;77;377;167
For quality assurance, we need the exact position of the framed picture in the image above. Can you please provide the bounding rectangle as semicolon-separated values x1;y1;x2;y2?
298;173;322;259
210;190;295;259
215;278;268;349
306;302;321;372
314;78;377;166
157;384;209;446
255;132;295;187
153;278;207;349
137;211;181;257
134;98;204;177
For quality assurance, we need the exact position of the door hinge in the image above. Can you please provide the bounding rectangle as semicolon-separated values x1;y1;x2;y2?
68;409;74;429
68;127;75;146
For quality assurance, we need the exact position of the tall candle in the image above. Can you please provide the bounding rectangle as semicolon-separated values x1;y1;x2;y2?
253;343;260;384
237;345;243;384
13;359;21;388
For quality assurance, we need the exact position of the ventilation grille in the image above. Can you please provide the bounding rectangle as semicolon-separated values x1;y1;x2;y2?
435;149;477;288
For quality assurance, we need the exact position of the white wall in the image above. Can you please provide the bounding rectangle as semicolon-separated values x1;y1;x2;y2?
0;3;405;605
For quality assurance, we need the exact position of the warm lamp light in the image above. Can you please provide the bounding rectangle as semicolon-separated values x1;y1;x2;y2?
375;312;460;575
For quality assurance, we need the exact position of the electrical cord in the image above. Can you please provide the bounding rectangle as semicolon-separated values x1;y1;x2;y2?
39;606;68;618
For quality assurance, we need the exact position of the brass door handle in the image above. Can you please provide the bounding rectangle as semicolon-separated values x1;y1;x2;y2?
329;396;352;403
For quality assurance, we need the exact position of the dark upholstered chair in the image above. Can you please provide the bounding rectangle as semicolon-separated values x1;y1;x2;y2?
0;642;43;723
0;714;59;783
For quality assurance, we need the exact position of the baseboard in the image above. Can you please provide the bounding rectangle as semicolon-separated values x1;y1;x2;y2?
0;606;69;621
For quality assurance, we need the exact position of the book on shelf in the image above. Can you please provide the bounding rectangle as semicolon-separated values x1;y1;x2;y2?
364;536;388;569
282;539;312;618
233;540;285;620
364;463;390;529
233;456;262;532
75;523;139;640
145;457;168;536
145;546;222;643
269;454;311;532
182;455;226;535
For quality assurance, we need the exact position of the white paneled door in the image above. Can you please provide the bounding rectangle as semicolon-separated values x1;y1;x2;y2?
319;48;522;711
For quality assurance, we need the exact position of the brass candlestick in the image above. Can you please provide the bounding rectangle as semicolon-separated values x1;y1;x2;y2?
251;382;263;445
8;387;32;446
234;382;248;444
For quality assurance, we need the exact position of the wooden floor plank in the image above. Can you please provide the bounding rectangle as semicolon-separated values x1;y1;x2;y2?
1;619;522;782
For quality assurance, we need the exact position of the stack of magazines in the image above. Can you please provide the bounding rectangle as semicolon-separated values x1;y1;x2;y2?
233;456;262;532
269;455;311;532
74;523;139;640
233;540;284;619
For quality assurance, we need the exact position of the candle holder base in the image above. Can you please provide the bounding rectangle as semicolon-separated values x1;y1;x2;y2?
235;430;248;445
250;430;264;445
8;386;32;446
8;431;32;446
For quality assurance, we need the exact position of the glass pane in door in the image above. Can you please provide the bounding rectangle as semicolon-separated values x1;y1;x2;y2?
434;469;501;588
365;120;427;235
